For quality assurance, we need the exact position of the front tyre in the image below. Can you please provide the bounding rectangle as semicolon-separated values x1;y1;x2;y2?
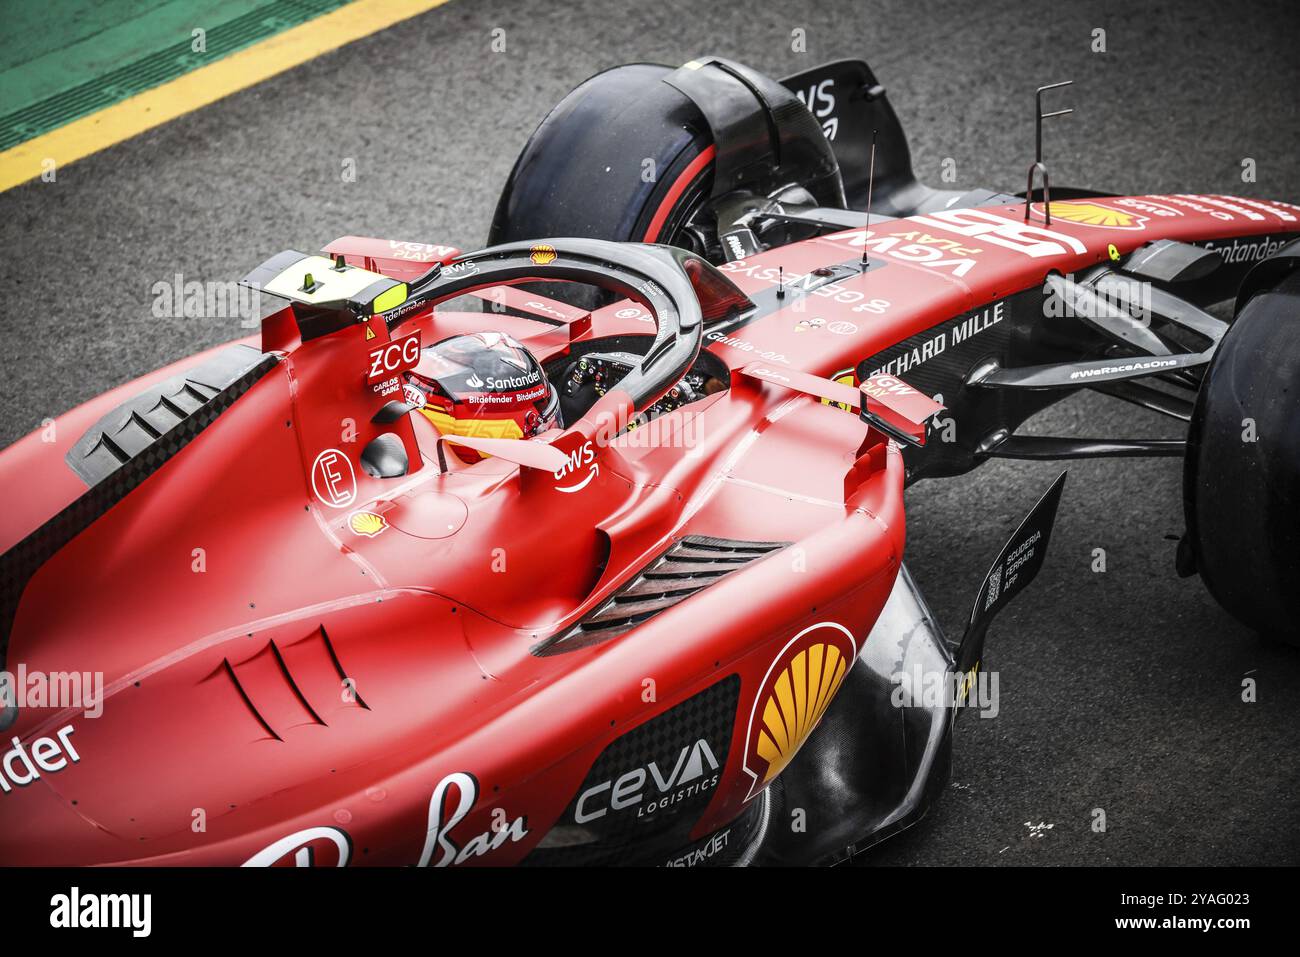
1184;269;1300;644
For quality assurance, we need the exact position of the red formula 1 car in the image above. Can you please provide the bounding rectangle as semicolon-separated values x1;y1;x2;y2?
1;56;1297;867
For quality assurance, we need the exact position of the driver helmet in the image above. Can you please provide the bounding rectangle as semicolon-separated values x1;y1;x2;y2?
405;332;559;446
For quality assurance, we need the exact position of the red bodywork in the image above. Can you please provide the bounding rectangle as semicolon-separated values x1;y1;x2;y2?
1;195;1295;865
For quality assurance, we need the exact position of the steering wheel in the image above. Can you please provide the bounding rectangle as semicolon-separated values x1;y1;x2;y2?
384;238;746;413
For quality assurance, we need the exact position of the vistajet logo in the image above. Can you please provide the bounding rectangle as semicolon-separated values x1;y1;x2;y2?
50;887;151;937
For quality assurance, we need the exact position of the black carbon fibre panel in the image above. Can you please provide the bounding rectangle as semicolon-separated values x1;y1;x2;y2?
853;286;1077;481
659;795;766;867
0;351;279;668
532;535;788;656
66;344;271;485
523;674;740;866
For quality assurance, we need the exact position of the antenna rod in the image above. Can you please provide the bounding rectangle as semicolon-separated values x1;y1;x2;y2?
1034;79;1073;164
1025;80;1073;223
861;128;878;270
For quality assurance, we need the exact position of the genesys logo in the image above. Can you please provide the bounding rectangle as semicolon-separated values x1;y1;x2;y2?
242;772;529;868
575;737;723;824
742;622;857;800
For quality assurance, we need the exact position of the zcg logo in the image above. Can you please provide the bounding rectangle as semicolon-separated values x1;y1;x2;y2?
366;329;422;384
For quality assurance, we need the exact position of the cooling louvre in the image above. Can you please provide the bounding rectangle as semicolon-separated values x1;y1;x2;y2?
533;535;789;656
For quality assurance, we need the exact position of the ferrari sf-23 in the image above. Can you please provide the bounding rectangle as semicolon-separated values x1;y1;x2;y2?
1;56;1296;866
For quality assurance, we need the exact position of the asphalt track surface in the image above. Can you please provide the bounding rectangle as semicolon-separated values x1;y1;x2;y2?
1;0;1297;865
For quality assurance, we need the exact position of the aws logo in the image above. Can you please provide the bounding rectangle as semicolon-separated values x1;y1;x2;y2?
742;622;857;800
553;437;599;493
1036;201;1148;230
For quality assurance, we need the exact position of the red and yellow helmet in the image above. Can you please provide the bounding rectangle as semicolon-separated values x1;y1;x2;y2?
405;332;559;445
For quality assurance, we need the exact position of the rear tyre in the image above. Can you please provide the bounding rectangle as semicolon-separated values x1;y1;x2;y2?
1184;269;1300;644
488;64;715;308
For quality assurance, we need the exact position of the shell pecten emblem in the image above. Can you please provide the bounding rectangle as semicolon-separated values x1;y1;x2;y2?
529;243;557;265
349;510;388;538
1041;201;1147;230
742;622;858;799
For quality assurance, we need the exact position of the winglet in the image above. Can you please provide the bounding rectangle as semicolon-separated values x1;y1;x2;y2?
859;373;944;446
954;471;1068;679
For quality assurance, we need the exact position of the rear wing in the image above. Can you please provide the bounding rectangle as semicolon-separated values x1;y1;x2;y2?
779;59;1027;216
780;58;922;215
321;236;460;281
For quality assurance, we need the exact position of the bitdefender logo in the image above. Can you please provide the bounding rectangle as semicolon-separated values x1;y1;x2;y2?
575;738;721;823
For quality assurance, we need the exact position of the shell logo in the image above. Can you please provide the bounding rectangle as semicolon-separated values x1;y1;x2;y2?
1040;201;1147;230
742;622;858;799
349;511;388;538
529;243;557;265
